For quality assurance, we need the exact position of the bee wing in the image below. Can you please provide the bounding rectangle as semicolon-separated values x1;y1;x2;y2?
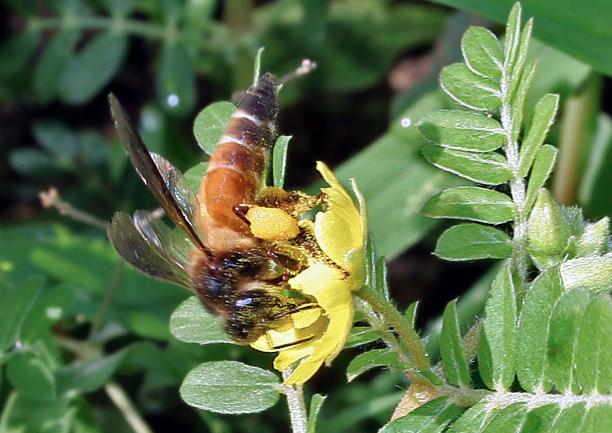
108;94;210;257
108;211;192;288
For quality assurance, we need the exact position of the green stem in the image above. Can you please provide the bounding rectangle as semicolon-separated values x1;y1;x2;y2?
357;287;430;370
89;261;124;340
29;15;166;39
553;74;600;205
281;369;308;433
500;63;529;292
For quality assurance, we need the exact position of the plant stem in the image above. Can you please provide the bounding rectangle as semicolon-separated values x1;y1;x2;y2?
553;74;600;205
357;287;430;370
500;66;529;292
89;260;124;340
39;187;108;230
281;369;308;433
105;381;155;433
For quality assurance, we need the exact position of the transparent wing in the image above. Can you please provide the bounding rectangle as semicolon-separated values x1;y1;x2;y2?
108;94;210;257
108;211;192;288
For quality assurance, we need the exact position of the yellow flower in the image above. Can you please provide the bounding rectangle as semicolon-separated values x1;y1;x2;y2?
250;161;366;384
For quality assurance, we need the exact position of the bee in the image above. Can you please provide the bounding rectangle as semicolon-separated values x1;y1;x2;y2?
108;61;320;346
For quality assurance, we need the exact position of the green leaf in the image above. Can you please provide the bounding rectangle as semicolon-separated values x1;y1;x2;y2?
307;394;327;433
575;295;612;394
9;149;56;178
33;121;77;161
508;18;533;97
503;3;522;71
157;42;196;116
516;268;563;392
0;31;40;77
345;326;384;348
346;349;401;382
440;300;471;387
20;284;75;342
0;276;43;352
518;94;559;177
169;296;233;345
577;217;609;257
405;301;419;328
430;0;612;76
100;0;134;15
547;289;591;393
478;265;517;390
56;348;131;394
33;31;79;104
183;162;208;194
180;361;280;414
423;186;515;224
193;101;235;155
461;26;503;80
560;256;612;292
435;223;512;261
273;135;291;188
422;144;511;185
418;110;504;152
6;352;56;401
0;392;75;433
510;61;536;143
440;63;500;113
445;403;488;433
58;32;128;104
380;397;464;433
524;144;557;212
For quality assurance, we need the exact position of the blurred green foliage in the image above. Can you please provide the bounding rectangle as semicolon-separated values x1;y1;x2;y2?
1;0;610;432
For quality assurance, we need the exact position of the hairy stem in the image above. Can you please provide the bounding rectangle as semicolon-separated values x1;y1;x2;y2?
358;287;430;370
281;369;308;433
500;66;529;292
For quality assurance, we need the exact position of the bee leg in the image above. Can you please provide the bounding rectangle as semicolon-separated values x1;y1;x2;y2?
256;187;322;217
270;335;314;350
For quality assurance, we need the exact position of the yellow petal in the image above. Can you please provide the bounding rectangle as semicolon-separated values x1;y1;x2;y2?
246;206;300;240
314;161;364;267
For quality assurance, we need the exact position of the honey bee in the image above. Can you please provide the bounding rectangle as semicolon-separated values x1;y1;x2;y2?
108;62;320;346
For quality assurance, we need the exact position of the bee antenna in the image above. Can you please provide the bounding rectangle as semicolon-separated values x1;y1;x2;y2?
278;59;317;87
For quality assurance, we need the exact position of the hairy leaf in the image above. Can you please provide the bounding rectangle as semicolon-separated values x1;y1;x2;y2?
440;63;501;113
169;296;233;345
575;295;612;394
478;265;516;390
518;94;560;177
307;394;327;433
180;361;280;414
423;186;515;224
440;300;471;387
346;349;401;382
516;268;564;392
461;26;503;80
524;144;558;212
418;110;504;152
380;397;464;433
422;144;511;185
435;224;513;261
547;289;591;393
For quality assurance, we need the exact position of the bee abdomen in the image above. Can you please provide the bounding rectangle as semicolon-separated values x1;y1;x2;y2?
200;74;279;235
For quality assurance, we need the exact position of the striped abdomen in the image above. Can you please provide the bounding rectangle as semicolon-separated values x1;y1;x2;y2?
198;73;279;247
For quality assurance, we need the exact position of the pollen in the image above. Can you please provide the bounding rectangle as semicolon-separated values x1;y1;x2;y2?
246;206;300;240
